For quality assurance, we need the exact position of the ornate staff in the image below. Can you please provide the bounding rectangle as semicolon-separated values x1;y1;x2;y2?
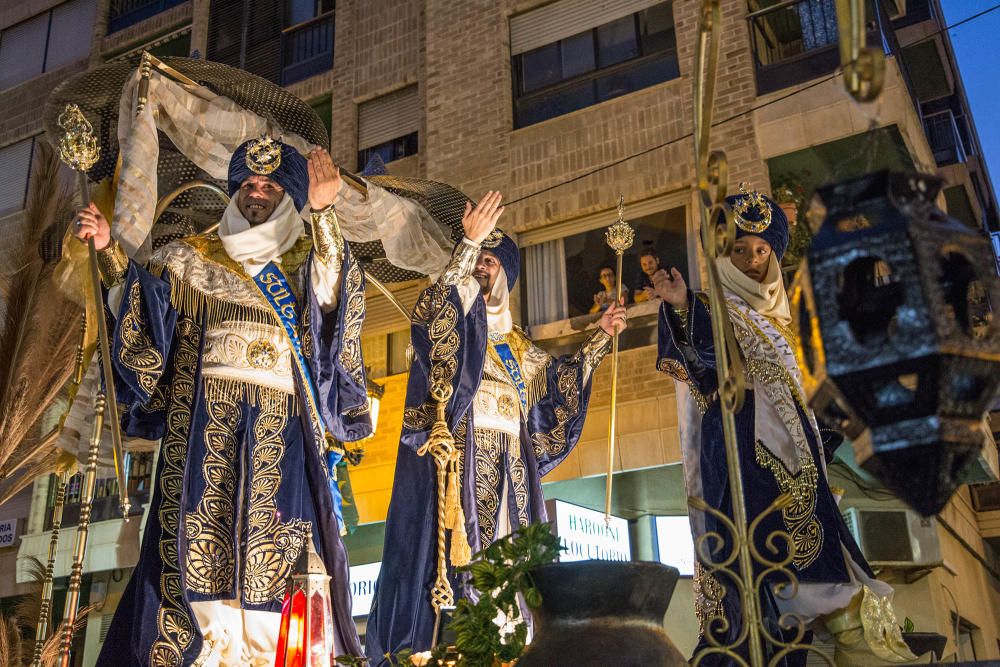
55;103;126;667
30;469;69;667
603;196;634;523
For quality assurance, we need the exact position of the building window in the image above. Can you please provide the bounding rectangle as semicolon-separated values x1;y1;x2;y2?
0;0;97;90
387;330;411;376
357;86;419;171
108;26;192;62
510;1;679;128
311;96;333;142
107;0;186;34
0;137;37;217
207;0;334;86
523;206;687;325
44;452;154;529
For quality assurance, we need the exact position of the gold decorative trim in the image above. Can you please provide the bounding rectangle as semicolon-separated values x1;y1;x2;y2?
657;358;710;415
97;239;129;288
693;561;726;636
119;280;165;395
149;317;199;667
311;207;344;267
338;255;366;389
754;441;822;571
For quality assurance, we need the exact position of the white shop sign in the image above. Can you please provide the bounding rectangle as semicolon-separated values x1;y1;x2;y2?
550;500;631;562
654;515;695;576
349;561;382;617
0;518;18;548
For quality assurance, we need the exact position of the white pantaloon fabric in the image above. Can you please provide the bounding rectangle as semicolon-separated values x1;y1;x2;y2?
191;599;282;667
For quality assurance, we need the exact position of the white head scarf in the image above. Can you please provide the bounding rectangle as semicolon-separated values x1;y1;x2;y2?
716;253;791;326
218;195;303;276
486;267;513;335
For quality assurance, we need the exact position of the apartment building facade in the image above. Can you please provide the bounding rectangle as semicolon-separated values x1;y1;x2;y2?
1;0;999;662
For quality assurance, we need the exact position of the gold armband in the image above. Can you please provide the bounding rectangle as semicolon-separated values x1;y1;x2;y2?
97;239;129;288
441;239;479;286
580;328;613;371
311;205;345;266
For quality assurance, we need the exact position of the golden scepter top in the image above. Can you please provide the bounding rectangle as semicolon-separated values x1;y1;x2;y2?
606;195;635;256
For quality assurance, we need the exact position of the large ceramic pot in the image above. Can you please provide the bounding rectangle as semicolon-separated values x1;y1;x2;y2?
518;561;686;666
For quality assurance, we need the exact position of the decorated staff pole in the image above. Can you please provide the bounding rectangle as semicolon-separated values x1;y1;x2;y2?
30;471;68;667
55;103;127;667
603;196;634;523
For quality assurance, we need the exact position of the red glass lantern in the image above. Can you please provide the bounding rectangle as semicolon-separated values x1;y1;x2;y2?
274;530;336;667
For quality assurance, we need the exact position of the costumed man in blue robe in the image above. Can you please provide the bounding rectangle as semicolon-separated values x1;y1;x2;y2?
361;191;628;665
73;137;370;666
652;188;919;666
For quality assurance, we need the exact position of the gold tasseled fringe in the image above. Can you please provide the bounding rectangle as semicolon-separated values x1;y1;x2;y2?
445;461;472;567
203;375;296;417
166;276;276;329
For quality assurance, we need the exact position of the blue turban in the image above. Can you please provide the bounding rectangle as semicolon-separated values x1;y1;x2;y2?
228;138;310;211
481;229;519;292
725;192;789;261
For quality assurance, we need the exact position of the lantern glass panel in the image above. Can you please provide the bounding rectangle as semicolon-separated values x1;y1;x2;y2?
837;255;903;345
288;588;308;667
308;589;334;667
938;250;994;340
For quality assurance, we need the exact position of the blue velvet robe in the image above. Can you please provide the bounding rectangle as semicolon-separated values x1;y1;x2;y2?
97;234;370;666
364;278;609;666
656;293;872;665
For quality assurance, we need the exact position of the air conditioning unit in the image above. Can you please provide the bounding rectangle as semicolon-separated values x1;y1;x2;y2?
842;507;942;568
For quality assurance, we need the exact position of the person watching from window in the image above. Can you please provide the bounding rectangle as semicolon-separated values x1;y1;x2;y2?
590;266;629;313
634;246;663;303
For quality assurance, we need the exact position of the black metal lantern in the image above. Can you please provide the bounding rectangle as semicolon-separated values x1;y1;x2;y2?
792;171;1000;516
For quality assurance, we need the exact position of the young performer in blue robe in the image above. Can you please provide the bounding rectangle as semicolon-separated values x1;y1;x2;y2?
361;193;627;665
652;189;917;666
74;138;370;666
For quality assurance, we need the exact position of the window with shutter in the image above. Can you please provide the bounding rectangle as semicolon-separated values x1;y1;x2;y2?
0;0;99;91
207;0;247;68
357;86;419;170
0;14;49;90
509;0;678;128
0;138;36;216
47;0;98;72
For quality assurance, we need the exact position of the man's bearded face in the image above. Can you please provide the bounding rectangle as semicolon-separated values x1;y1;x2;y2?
474;249;502;295
640;254;660;277
237;175;285;225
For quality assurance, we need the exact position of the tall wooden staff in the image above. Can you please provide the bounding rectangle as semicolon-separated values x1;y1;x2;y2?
54;103;127;667
603;196;634;522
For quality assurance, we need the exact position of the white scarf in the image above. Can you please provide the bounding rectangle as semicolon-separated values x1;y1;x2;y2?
218;195;303;277
486;267;513;335
716;253;791;327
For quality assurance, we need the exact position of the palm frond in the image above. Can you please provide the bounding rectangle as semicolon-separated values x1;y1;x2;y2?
0;139;82;480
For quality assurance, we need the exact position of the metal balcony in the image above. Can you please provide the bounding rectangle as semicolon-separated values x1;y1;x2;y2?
923;110;968;166
281;13;335;86
108;0;186;34
747;0;881;95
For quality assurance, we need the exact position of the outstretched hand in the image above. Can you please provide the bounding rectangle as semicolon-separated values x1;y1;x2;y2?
652;268;688;308
599;300;628;336
462;191;505;245
307;148;342;211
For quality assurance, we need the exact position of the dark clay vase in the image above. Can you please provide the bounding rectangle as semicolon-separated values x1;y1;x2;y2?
517;560;687;667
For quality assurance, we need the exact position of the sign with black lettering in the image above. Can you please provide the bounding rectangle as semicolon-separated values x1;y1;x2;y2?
349;561;381;617
547;499;631;562
0;519;18;548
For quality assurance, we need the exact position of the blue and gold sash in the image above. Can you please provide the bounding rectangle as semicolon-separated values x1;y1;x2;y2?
252;262;327;446
492;340;529;412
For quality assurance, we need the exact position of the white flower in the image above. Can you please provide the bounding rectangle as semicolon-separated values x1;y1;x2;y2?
492;606;523;645
409;651;433;666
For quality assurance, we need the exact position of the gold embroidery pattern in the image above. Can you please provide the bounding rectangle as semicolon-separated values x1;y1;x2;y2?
149;317;199;667
657;358;710;415
508;448;530;530
403;404;436;431
184;378;239;596
120;280;165;395
531;361;580;458
243;387;310;605
754;441;822;570
300;296;313;359
693;562;726;636
338;256;366;388
474;428;504;545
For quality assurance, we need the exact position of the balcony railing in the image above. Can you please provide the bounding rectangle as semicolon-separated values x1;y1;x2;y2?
108;0;186;34
281;13;335;86
923;110;968;166
747;0;881;95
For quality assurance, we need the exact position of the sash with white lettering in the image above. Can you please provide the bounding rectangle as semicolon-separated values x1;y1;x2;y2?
492;341;529;412
252;262;327;445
